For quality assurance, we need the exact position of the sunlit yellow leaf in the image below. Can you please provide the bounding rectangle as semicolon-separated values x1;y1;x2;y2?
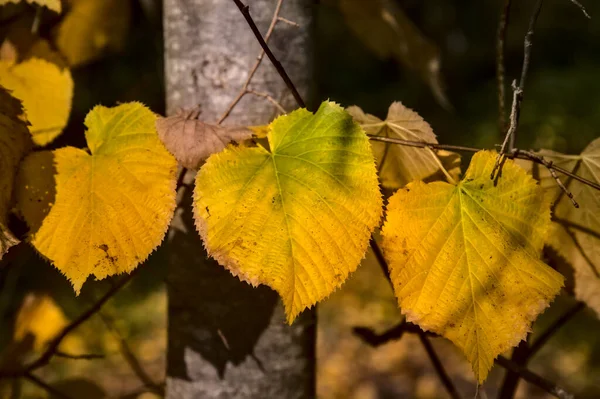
194;101;383;323
381;151;564;382
54;0;131;67
0;86;32;259
525;139;600;317
347;102;460;189
0;0;61;13
0;58;73;145
14;293;68;351
15;103;178;293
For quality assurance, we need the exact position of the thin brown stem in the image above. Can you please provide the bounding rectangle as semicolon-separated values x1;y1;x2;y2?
231;0;306;109
24;372;72;399
218;0;285;124
569;0;591;18
98;311;164;396
497;0;513;134
247;89;288;114
529;302;585;357
54;351;104;360
0;270;139;378
417;331;462;399
494;356;573;399
492;0;543;179
366;135;600;193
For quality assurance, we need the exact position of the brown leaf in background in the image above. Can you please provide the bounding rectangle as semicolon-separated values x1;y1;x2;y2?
337;0;449;108
520;138;600;317
347;102;460;189
156;108;254;170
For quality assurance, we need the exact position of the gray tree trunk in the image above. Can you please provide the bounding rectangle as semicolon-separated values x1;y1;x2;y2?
163;1;315;398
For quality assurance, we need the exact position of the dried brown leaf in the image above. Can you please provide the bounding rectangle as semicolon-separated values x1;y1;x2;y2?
156;108;254;170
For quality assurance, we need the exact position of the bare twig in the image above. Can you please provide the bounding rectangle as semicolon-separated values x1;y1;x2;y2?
367;135;600;193
230;0;306;109
568;0;591;19
247;89;288;114
498;340;530;399
492;0;543;180
365;240;461;399
0;270;139;378
494;356;574;399
529;302;585;357
24;372;72;399
54;351;104;360
417;331;462;399
277;16;299;27
98;311;164;396
218;0;286;124
497;0;513;133
354;322;574;399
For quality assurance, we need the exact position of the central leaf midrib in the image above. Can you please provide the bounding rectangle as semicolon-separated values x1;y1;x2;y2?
271;153;300;314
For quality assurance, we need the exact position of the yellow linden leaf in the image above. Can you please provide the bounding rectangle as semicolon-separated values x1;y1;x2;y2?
0;58;73;146
381;151;564;382
525;139;600;317
347;102;460;189
0;0;61;13
0;86;32;259
194;101;383;323
15;103;178;293
14;293;68;352
54;0;131;67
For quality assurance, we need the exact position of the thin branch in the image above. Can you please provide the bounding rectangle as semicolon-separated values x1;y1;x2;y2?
529;302;585;357
277;16;299;27
492;0;543;179
568;0;591;19
231;0;306;109
218;0;285;124
498;340;530;399
494;356;574;399
366;240;461;399
417;331;462;399
496;0;513;134
24;372;72;399
354;322;574;399
247;89;288;114
98;311;164;396
0;270;139;378
366;135;600;193
54;351;104;360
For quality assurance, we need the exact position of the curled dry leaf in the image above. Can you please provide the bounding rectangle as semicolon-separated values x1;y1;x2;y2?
156;108;254;170
521;139;600;317
348;102;460;189
382;151;563;382
0;86;32;259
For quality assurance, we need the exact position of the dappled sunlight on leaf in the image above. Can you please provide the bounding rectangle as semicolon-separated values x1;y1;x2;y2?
194;101;383;323
15;103;178;293
381;151;564;382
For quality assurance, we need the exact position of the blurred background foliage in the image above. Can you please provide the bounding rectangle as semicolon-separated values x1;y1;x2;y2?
1;0;600;398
